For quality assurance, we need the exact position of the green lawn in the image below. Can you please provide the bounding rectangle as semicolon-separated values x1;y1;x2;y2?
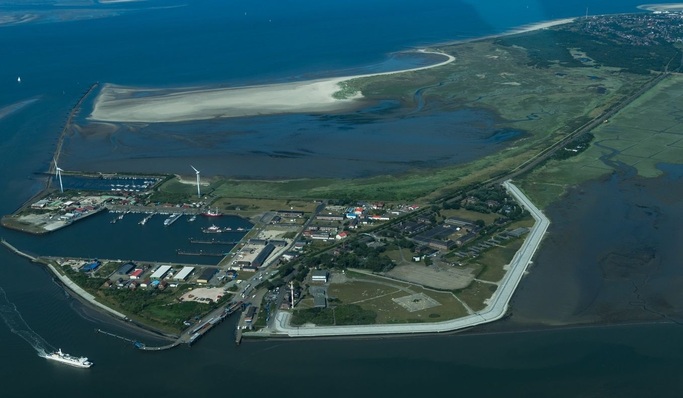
455;280;497;312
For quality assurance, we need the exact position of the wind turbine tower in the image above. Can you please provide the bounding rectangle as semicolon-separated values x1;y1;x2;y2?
54;160;64;193
191;165;201;198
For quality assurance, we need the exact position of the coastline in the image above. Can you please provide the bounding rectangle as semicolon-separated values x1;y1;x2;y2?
422;17;576;50
87;16;579;125
88;50;454;123
638;3;683;12
0;239;179;342
261;180;551;338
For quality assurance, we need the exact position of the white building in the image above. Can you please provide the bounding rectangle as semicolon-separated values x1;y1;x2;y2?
174;266;195;281
150;265;172;280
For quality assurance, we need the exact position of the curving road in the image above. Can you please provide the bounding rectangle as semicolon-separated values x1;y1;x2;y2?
269;180;549;337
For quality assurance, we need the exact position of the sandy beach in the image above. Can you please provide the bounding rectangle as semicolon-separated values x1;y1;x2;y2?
432;17;576;48
88;50;455;123
638;3;683;12
87;16;579;124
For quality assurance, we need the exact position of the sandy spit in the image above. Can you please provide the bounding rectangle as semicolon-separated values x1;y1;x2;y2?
88;50;455;123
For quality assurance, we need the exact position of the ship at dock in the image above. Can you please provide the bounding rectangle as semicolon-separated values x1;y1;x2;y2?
202;209;222;217
45;349;93;368
163;213;182;226
202;224;223;233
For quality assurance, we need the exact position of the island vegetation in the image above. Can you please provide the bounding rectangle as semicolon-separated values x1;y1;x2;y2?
4;13;683;338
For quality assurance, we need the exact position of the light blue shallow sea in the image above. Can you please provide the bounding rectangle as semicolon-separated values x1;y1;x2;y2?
3;1;682;397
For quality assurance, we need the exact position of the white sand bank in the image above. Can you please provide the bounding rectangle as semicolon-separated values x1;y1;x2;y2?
504;18;576;35
89;50;455;123
638;3;683;11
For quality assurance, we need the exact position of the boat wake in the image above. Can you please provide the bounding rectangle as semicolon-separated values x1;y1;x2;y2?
0;287;55;357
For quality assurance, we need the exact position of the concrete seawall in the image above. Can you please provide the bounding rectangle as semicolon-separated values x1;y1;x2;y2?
1;239;127;320
268;180;550;337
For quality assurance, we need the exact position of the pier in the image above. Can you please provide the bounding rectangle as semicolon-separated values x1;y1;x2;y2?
163;213;182;226
190;239;239;245
177;250;227;257
48;82;99;189
1;238;38;262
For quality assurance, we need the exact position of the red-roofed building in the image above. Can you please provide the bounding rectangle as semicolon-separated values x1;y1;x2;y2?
336;231;349;240
129;268;144;280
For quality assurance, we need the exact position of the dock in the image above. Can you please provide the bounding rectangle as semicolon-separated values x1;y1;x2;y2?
139;214;153;225
177;250;227;257
186;302;243;346
163;213;182;226
189;239;238;245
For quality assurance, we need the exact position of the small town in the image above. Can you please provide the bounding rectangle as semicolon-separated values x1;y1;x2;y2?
1;171;537;346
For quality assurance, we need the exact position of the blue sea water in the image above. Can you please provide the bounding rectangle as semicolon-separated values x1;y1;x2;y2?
2;1;681;396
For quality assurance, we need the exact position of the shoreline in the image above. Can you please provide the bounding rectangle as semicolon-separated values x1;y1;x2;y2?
87;16;582;125
429;17;576;48
260;180;551;338
0;239;181;342
88;50;454;123
638;3;683;12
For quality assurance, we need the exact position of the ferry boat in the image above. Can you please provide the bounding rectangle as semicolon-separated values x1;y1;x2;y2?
45;349;93;368
202;209;222;217
202;224;222;234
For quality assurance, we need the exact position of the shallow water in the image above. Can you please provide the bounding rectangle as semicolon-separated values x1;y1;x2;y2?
509;169;683;327
65;106;523;178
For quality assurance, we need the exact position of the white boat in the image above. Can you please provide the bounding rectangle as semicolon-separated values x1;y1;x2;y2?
202;224;222;233
164;213;182;226
45;349;93;368
202;209;222;217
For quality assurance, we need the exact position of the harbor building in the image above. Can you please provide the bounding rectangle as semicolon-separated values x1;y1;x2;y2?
150;265;172;280
129;269;144;280
197;268;218;284
174;266;195;281
80;259;101;272
251;243;275;269
116;262;136;275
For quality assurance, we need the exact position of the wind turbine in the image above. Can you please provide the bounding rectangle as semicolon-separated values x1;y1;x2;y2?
191;165;201;198
54;160;64;193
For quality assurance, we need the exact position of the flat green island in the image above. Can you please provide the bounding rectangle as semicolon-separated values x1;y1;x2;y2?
5;13;683;339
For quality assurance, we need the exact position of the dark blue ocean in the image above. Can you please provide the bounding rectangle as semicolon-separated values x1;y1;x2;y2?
4;1;683;396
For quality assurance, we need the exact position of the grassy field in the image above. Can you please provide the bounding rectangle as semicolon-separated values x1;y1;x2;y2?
328;274;468;324
519;74;683;207
473;238;524;283
152;34;650;203
439;208;500;225
455;280;497;312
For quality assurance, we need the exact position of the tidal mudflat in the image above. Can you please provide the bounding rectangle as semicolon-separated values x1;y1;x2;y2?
508;166;683;327
63;105;522;179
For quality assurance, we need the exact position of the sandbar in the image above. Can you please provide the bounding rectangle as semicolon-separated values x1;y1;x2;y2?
88;50;455;123
638;3;683;12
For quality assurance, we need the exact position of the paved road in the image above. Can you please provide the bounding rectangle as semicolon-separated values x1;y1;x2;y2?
267;180;550;337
